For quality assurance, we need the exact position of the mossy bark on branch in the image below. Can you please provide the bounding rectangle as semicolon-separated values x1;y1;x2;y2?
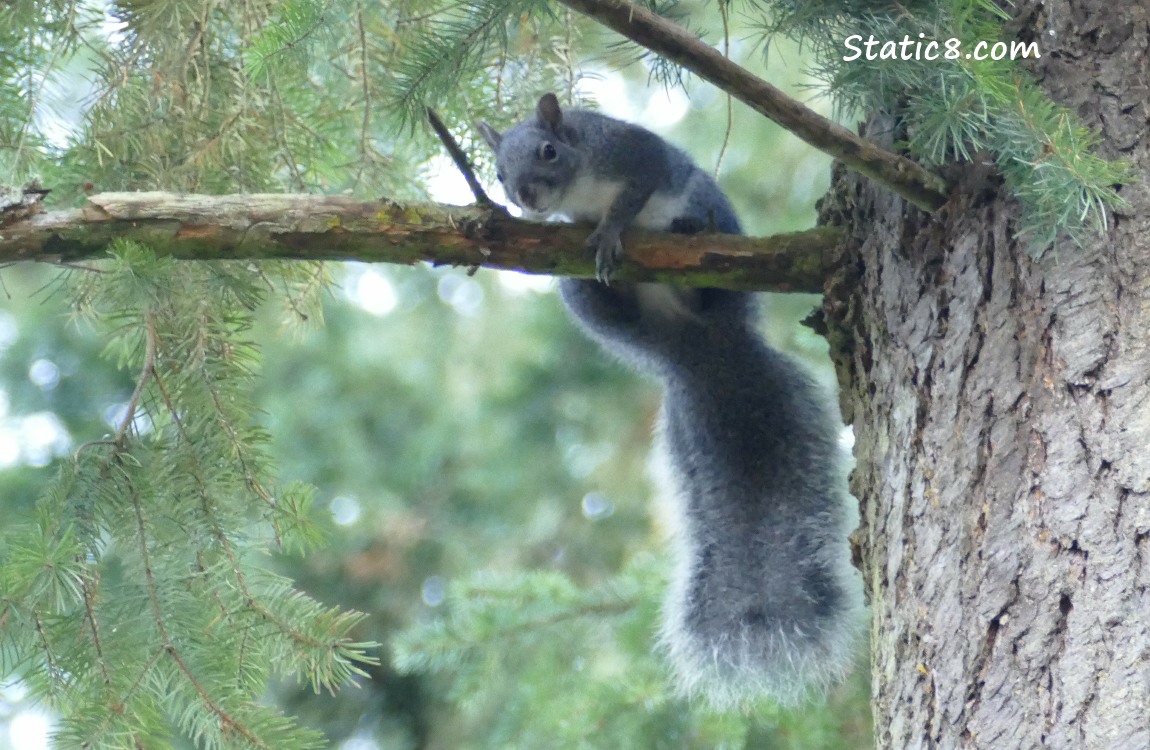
1;191;843;292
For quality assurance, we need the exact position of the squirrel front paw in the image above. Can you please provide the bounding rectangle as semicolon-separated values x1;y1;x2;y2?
586;226;624;284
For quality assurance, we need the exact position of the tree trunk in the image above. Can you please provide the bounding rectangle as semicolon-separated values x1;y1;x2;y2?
823;3;1150;747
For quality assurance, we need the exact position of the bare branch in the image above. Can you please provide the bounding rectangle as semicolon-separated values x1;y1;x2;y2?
427;107;496;208
555;0;950;212
0;192;845;292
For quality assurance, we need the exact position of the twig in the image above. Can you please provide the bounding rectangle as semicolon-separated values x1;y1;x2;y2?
426;107;495;207
130;484;272;750
115;310;158;449
555;0;950;212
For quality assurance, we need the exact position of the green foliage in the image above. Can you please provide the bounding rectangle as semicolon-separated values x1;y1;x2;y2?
1;248;375;748
392;554;872;749
386;0;549;129
750;0;1129;252
2;0;436;199
244;0;332;81
392;557;713;748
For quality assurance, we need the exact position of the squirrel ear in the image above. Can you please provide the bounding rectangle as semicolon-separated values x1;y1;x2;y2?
477;121;502;152
536;93;563;131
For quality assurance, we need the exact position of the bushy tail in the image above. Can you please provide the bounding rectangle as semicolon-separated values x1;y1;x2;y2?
560;277;864;708
657;490;864;709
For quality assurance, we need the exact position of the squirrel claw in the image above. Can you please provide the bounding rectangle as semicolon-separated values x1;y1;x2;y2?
595;253;616;284
588;229;623;285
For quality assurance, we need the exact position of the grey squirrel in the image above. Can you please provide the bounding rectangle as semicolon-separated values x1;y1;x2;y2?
479;93;862;709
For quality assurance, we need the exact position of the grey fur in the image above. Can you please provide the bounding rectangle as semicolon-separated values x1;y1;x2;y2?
480;94;862;709
480;92;738;279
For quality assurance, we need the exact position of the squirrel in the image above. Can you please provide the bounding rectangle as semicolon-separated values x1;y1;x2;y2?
478;93;862;709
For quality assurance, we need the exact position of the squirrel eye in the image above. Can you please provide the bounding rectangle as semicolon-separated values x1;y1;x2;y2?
540;142;557;161
496;172;504;183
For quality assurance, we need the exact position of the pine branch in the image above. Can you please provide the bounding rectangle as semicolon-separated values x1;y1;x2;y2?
10;250;369;748
1;192;845;292
757;0;1129;252
554;0;950;211
387;0;538;127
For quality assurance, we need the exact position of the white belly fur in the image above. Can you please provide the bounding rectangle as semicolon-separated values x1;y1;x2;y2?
553;173;696;230
634;176;695;230
553;174;623;222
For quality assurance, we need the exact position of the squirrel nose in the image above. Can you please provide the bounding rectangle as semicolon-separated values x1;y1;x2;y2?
517;186;538;210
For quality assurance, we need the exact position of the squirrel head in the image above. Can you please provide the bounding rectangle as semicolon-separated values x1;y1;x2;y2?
477;93;583;218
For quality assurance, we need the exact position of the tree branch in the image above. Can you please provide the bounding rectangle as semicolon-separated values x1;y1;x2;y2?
555;0;950;212
0;192;844;292
426;107;495;208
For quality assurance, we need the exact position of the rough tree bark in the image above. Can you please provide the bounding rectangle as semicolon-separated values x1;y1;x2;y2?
823;3;1149;748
